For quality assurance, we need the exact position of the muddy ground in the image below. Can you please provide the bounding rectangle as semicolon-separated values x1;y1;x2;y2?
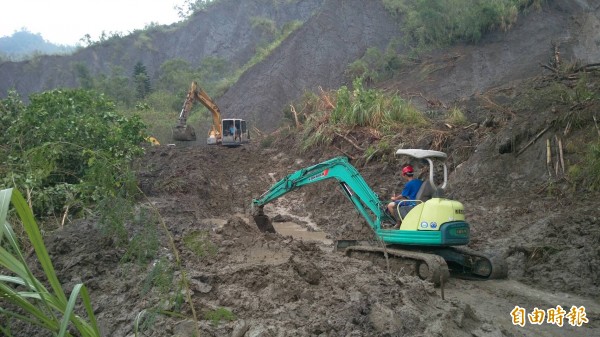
36;89;599;337
12;71;598;337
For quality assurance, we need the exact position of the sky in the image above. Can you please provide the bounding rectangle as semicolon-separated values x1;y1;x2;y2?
0;0;185;46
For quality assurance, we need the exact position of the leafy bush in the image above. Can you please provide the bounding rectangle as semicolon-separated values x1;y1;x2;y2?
332;78;427;128
0;89;146;220
569;138;600;192
585;141;600;191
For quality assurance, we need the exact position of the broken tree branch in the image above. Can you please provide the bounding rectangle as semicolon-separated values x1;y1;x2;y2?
557;136;565;174
334;131;364;151
290;104;301;128
333;146;355;160
517;124;552;156
546;138;552;177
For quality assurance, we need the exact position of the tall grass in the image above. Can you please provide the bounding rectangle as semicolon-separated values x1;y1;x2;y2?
300;78;428;151
383;0;543;51
332;78;428;128
586;141;600;191
0;188;100;336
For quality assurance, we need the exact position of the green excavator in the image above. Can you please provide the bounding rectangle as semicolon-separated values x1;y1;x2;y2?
252;149;507;285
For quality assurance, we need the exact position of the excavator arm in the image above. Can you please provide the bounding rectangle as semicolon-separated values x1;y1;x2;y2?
193;85;222;141
252;156;395;230
173;81;223;143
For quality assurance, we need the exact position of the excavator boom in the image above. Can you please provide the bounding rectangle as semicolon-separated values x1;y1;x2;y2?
172;81;228;144
253;156;395;229
194;85;223;144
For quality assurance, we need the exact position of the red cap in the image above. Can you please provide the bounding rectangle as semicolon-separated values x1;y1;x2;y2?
402;165;414;176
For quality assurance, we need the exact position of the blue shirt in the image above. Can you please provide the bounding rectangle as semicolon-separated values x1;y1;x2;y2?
398;179;422;206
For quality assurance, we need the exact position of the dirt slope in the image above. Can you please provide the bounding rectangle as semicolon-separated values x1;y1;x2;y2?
221;0;600;131
219;0;403;130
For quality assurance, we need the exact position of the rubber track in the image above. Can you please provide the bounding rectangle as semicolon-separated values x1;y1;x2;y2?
344;245;450;286
450;246;509;279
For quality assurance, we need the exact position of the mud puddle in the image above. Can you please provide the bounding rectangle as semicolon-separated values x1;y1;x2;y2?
272;221;333;246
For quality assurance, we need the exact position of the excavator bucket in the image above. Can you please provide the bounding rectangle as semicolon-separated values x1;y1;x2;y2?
252;207;276;233
172;125;196;141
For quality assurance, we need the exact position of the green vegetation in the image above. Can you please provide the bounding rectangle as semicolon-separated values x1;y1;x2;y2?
582;140;600;191
445;106;468;125
0;89;145;228
383;0;542;51
122;207;160;264
183;230;218;258
141;258;174;295
133;61;152;100
346;41;403;82
204;307;236;326
0;188;100;336
347;0;543;84
299;78;428;152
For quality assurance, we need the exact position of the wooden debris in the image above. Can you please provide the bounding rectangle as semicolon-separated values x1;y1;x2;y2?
546;138;552;177
334;131;364;151
517;124;552;156
290;104;301;128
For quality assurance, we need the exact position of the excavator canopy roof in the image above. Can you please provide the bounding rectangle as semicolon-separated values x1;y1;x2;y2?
395;149;447;160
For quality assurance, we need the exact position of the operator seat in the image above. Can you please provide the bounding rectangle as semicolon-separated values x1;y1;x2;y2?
415;179;434;202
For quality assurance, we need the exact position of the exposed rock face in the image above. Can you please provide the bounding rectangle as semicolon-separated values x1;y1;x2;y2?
219;0;404;130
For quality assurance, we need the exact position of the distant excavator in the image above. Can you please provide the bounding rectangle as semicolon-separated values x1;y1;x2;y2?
172;81;249;146
252;149;507;285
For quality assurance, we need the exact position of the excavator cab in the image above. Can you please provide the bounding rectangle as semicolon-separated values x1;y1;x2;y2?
391;149;448;224
221;119;249;146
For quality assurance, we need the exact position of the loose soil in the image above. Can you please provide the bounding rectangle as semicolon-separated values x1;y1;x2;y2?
32;109;599;336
